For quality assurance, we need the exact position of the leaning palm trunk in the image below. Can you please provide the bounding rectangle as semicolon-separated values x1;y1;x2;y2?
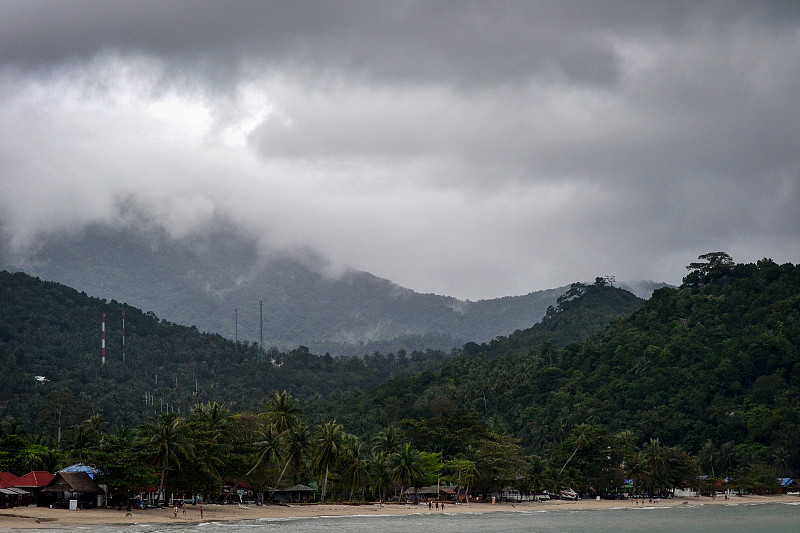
321;465;329;503
268;457;293;503
156;466;166;505
559;444;581;475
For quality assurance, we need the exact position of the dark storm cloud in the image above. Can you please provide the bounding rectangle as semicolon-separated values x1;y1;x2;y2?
0;1;716;86
1;1;799;298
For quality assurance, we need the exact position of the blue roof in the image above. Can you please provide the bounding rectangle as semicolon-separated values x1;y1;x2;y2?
60;463;102;478
779;478;792;487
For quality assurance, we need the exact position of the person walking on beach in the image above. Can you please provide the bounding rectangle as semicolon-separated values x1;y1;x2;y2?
173;505;178;518
200;503;203;519
182;502;187;515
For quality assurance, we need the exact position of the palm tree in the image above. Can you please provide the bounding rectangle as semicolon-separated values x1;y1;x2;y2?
627;456;648;495
771;446;789;477
312;421;343;503
192;402;232;441
559;424;591;475
699;440;717;478
268;422;311;502
527;455;547;497
641;438;666;496
342;439;369;501
370;452;393;502
458;445;482;498
264;391;301;435
391;443;422;502
189;402;232;496
84;414;106;439
247;423;281;477
371;426;399;456
145;413;194;505
719;441;737;478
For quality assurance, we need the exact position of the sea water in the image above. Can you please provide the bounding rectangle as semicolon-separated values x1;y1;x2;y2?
8;503;799;533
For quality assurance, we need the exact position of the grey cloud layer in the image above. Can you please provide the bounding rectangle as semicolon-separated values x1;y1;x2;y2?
8;1;789;85
1;1;799;298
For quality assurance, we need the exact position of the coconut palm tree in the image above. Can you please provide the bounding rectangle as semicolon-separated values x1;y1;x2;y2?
191;402;232;440
145;413;194;505
247;422;281;477
699;439;717;478
391;443;422;502
188;402;232;495
458;445;482;497
312;421;343;503
371;426;399;456
641;438;666;496
268;422;311;502
370;452;393;502
527;455;547;497
264;391;301;435
559;424;591;475
342;438;369;501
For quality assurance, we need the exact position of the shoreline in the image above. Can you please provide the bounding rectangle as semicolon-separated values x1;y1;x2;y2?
1;494;798;530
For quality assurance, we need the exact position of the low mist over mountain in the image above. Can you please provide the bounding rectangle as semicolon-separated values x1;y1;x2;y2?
2;221;578;355
0;268;643;431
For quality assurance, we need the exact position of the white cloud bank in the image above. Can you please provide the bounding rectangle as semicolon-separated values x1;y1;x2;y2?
1;2;799;299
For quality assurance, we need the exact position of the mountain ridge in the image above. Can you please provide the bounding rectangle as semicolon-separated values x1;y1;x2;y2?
2;222;575;354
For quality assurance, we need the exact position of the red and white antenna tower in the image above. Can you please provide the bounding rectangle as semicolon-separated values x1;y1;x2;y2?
122;310;126;363
101;313;106;365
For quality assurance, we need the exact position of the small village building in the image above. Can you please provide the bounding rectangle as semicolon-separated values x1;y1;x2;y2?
6;471;54;507
402;485;459;502
222;480;255;503
268;484;317;503
777;478;794;494
0;472;26;508
43;471;103;509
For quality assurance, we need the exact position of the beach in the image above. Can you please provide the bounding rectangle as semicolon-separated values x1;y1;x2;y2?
1;494;797;530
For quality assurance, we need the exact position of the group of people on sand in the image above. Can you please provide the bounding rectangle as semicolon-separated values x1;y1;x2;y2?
427;500;446;510
632;497;660;505
171;501;202;519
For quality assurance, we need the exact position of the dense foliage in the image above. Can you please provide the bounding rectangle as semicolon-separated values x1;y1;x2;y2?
320;255;800;485
0;271;454;431
2;254;796;502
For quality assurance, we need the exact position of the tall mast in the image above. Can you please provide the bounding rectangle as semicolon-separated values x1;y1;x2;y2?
101;313;106;365
259;300;263;362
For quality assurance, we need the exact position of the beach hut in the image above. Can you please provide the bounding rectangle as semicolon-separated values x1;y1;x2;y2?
43;471;103;508
269;484;317;503
0;473;24;508
223;479;255;503
7;471;54;507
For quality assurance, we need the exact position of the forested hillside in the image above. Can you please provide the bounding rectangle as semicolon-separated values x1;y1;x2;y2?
1;256;796;503
0;271;454;431
2;221;568;355
0;270;638;433
317;255;800;477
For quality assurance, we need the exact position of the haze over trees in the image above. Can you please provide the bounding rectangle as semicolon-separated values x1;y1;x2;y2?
1;253;798;501
1;222;577;356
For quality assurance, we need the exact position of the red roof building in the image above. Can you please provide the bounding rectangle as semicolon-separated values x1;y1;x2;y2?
11;471;55;488
0;472;19;488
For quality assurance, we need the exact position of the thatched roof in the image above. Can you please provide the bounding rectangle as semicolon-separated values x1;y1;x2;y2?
275;484;316;493
43;472;101;493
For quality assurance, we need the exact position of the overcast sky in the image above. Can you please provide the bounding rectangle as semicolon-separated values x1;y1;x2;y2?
1;1;799;299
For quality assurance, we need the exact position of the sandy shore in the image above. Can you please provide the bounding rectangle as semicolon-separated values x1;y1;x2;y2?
1;494;797;530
